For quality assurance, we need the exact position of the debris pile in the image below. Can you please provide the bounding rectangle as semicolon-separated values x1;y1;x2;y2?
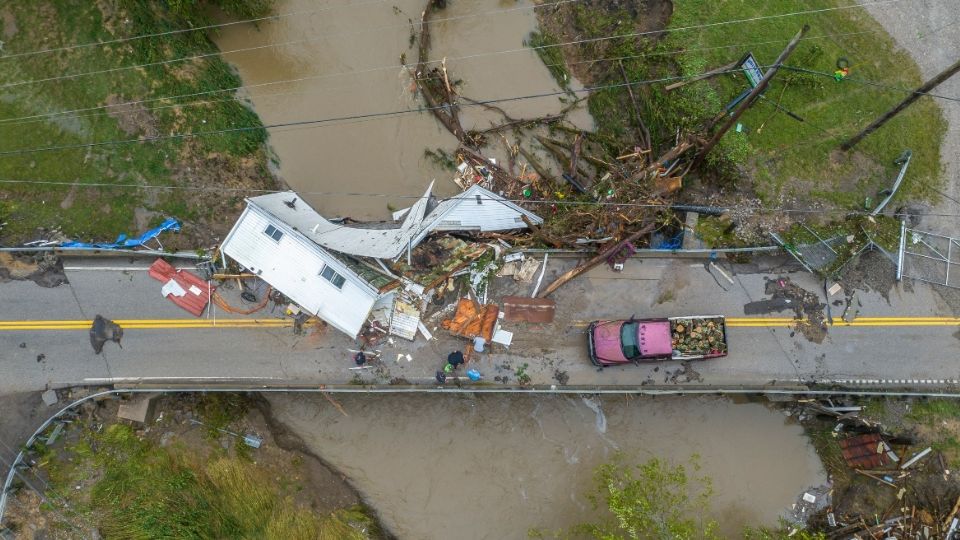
793;399;960;539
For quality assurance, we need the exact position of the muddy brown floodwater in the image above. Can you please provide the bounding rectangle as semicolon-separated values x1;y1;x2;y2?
268;394;826;539
214;0;592;219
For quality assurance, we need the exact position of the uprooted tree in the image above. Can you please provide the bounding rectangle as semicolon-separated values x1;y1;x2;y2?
410;0;809;292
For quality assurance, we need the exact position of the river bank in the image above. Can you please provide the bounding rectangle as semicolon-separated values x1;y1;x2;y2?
1;391;387;539
0;390;829;538
8;388;960;538
265;392;826;539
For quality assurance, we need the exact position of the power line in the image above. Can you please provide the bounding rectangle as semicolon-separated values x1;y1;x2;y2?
782;66;960;102
0;66;775;157
0;0;586;91
5;54;959;159
0;0;916;128
0;0;392;62
3;178;960;218
0;28;882;129
0;0;904;92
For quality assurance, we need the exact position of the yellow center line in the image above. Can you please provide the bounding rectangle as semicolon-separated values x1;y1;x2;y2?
0;318;294;331
572;317;960;329
2;316;960;331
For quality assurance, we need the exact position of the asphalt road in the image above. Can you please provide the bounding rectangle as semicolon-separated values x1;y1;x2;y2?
2;256;960;395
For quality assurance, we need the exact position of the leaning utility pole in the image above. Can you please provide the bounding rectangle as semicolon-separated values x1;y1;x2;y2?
841;58;960;151
694;25;809;166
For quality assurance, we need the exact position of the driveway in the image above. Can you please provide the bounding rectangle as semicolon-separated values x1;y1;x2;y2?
857;0;960;235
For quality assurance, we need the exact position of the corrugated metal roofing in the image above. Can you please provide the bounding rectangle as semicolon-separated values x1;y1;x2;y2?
839;433;894;469
411;185;543;246
247;183;435;260
249;183;542;261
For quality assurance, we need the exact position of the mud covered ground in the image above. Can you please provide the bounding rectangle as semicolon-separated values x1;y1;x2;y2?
2;391;387;539
797;397;960;538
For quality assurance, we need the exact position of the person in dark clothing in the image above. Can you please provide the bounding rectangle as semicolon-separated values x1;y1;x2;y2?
447;350;465;368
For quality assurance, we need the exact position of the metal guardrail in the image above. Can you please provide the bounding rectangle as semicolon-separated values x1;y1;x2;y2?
0;247;208;260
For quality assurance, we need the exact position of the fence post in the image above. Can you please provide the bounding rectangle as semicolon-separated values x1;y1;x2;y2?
896;220;906;282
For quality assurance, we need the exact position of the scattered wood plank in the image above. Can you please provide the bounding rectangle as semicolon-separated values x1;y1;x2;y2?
855;468;897;488
538;222;655;298
943;495;960;530
569;133;583;177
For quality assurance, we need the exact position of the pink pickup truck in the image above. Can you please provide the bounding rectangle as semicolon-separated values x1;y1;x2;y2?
587;316;728;367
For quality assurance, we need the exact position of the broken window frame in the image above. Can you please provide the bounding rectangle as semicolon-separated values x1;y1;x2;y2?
263;224;284;242
320;265;346;289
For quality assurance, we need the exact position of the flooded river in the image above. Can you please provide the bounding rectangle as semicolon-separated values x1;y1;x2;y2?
215;0;590;219
219;5;824;538
268;394;826;539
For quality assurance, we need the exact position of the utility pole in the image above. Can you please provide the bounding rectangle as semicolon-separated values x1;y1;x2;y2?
841;58;960;151
694;25;809;167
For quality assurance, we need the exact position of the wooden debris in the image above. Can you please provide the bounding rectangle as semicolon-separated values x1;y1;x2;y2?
855;468;897;488
943;495;960;529
538;222;655;298
441;297;499;341
664;60;739;91
618;59;651;152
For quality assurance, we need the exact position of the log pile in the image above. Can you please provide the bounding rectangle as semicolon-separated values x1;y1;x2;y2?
670;318;727;355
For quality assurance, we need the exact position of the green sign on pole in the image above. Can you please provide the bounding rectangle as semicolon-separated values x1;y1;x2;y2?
739;52;763;88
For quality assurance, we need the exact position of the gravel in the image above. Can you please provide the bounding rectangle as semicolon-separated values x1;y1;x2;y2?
857;0;960;235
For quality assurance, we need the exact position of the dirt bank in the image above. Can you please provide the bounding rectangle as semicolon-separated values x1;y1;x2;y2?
1;392;385;538
798;397;960;538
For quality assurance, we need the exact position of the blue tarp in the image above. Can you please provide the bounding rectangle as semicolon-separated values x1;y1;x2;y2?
60;217;181;249
652;232;684;250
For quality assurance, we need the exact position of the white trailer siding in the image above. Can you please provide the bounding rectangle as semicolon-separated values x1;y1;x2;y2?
221;206;377;337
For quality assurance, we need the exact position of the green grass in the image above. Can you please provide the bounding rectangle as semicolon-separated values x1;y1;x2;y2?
660;0;946;203
904;399;960;467
559;0;944;204
0;1;273;244
804;424;850;483
42;423;375;539
907;399;960;424
197;392;251;435
527;30;572;91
